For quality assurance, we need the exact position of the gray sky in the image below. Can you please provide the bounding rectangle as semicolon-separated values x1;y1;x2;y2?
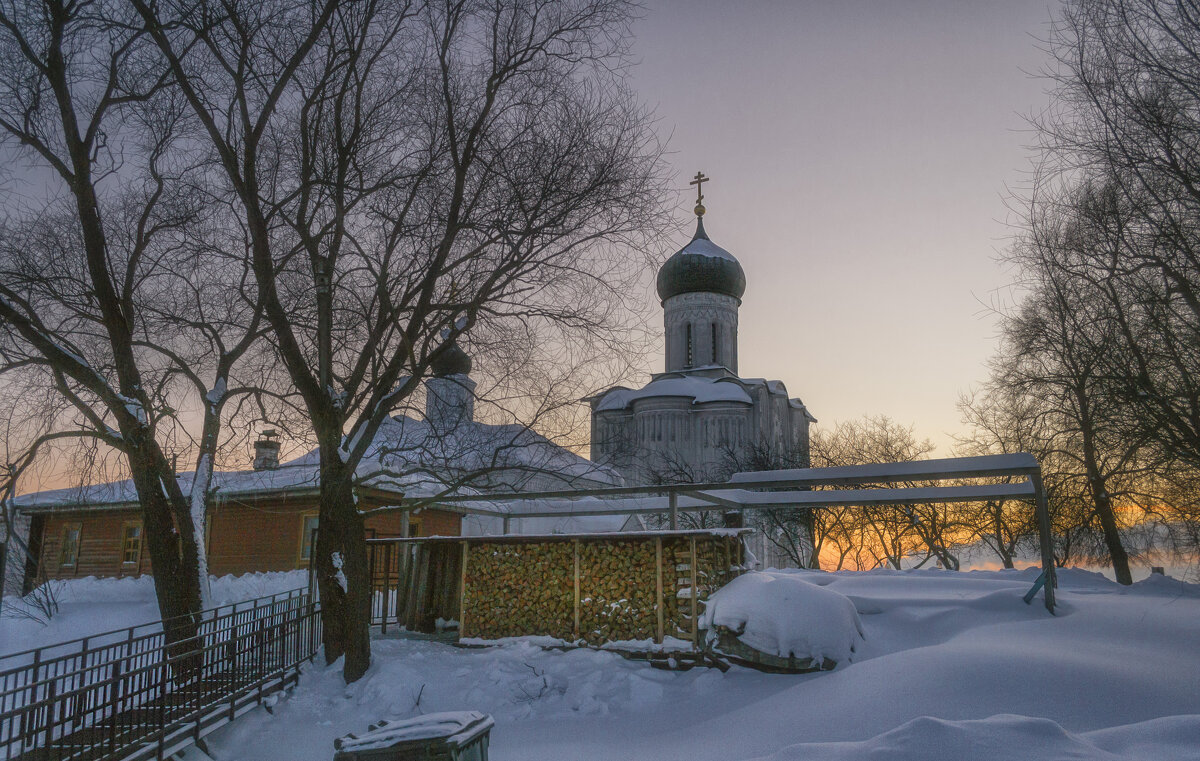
629;0;1057;450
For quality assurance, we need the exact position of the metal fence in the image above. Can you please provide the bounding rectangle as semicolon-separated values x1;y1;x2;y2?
0;589;321;761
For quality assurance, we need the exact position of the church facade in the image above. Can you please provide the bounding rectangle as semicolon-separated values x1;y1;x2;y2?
589;184;816;488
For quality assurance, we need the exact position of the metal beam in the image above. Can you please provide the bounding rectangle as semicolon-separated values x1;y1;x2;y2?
370;453;1044;508
470;483;1039;519
729;453;1040;489
681;490;743;510
716;482;1036;507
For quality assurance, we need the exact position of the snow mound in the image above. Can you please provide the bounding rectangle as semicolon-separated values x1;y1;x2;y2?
745;713;1200;761
701;571;864;664
2;571;309;657
39;571;308;607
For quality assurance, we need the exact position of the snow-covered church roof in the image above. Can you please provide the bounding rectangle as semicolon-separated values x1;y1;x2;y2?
595;374;754;411
593;371;814;419
16;413;619;513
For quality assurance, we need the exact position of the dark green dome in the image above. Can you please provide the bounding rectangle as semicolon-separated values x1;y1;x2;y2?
431;342;471;377
656;219;746;302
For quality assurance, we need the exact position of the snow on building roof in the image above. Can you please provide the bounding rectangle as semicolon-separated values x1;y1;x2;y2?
16;414;619;512
595;375;753;411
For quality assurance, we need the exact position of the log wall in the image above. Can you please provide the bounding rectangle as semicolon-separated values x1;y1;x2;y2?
29;502;462;583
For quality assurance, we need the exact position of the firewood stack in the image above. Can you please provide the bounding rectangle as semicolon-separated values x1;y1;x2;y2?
577;540;658;644
464;541;575;640
458;532;744;646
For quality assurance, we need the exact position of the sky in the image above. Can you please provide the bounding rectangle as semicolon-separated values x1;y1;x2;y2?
6;0;1059;493
628;0;1058;451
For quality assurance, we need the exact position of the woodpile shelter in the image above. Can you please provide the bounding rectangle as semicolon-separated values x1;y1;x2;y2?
373;453;1063;615
363;529;749;647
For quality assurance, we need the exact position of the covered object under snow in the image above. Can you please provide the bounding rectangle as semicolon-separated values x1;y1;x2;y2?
333;711;494;761
701;570;865;672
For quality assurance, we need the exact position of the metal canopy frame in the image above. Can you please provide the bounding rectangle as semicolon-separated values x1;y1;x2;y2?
368;453;1058;612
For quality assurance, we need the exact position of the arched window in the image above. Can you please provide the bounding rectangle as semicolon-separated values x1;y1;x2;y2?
711;322;718;365
685;323;693;367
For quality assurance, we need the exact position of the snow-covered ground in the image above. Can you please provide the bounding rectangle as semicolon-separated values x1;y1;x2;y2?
0;571;308;656
199;567;1200;760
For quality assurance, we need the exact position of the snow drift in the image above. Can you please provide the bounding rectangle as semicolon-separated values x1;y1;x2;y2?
746;713;1200;761
1;571;308;657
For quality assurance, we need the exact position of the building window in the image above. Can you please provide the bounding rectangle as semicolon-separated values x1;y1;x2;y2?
59;524;81;568
685;323;693;367
408;518;422;537
299;514;319;564
121;522;143;565
711;322;719;365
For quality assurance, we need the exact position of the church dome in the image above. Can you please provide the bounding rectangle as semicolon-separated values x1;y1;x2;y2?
656;218;746;302
431;341;471;377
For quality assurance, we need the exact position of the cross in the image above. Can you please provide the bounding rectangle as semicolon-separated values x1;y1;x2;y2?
689;171;709;205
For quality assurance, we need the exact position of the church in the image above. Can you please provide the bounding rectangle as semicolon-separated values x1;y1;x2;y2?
589;174;816;487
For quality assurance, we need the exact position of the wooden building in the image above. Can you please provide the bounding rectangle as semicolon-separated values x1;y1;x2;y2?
21;489;466;583
13;345;619;589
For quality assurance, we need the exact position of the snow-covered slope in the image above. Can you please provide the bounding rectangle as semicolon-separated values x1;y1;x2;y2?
0;572;308;656
202;567;1200;761
16;413;618;511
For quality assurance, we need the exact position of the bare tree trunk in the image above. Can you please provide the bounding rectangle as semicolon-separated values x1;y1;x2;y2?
128;446;203;677
312;439;371;680
1080;445;1132;584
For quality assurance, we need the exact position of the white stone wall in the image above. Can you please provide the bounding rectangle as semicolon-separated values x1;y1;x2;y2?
593;379;811;486
425;374;476;428
663;292;740;373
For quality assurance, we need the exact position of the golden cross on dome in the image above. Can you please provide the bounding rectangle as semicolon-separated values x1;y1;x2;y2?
689;171;709;217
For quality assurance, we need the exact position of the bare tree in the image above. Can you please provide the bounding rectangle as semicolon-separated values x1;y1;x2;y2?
995;193;1155;583
807;416;951;570
1036;0;1200;469
718;440;814;568
0;0;269;640
133;0;666;681
955;388;1047;568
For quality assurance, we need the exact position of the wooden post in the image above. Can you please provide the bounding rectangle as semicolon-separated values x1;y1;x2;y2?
573;539;581;641
1031;471;1057;613
458;541;469;638
690;535;698;648
368;542;379;631
401;510;410;538
398;540;408;628
654;537;664;644
669;491;678;531
380;542;389;635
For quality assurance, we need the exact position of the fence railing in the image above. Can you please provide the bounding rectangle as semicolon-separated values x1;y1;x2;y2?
0;588;321;761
